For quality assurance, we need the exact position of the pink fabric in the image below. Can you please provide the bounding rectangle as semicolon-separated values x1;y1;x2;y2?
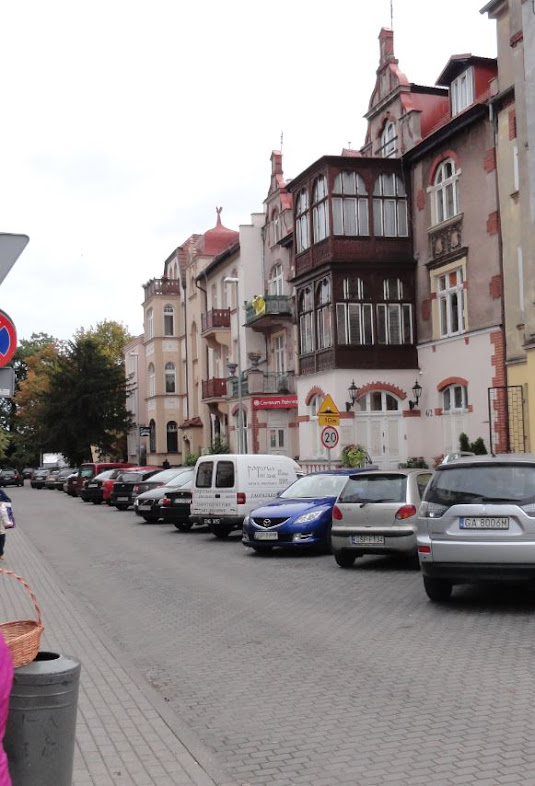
0;634;12;785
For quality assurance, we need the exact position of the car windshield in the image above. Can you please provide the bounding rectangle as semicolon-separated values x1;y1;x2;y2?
93;470;116;481
338;474;407;504
425;463;535;505
145;468;185;484
279;474;349;499
165;472;194;489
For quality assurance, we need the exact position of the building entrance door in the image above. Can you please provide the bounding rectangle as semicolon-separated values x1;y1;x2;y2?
355;391;405;469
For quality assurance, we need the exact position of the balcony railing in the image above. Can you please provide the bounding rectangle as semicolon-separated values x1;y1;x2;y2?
245;295;292;325
143;278;182;298
201;309;231;333
229;371;295;397
202;377;228;399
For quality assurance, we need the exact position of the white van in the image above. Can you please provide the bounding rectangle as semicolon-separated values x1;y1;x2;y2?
190;454;301;538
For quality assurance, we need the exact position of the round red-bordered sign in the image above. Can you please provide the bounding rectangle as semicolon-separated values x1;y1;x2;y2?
321;425;339;450
0;309;17;367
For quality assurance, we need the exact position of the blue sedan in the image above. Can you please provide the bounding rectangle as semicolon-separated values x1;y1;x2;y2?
242;470;367;553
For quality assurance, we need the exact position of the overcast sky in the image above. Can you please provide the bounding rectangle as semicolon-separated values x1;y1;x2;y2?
0;0;497;343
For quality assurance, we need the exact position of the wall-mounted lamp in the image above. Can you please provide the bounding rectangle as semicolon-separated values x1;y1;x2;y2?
408;380;423;410
345;380;359;412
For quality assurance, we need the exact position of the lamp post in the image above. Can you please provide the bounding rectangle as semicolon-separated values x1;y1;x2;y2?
128;352;141;464
224;277;244;454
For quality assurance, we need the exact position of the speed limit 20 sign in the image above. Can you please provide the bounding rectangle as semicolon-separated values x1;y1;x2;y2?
321;425;339;450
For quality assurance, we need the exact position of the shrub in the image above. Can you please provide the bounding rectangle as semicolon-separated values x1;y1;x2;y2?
459;433;487;455
340;444;369;468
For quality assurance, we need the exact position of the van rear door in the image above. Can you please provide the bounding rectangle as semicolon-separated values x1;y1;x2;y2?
192;458;237;519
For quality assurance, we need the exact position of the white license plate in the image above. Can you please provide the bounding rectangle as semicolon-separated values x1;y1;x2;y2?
255;531;278;540
173;500;188;505
460;517;509;529
351;535;385;545
204;518;220;526
87;483;98;488
138;502;151;509
117;496;129;502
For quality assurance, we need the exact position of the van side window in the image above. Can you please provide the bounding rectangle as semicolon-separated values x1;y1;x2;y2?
196;462;213;488
215;461;235;488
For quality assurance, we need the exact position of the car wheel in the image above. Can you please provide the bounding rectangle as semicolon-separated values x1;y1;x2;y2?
423;576;452;602
334;552;356;569
116;504;129;511
174;521;193;531
92;500;102;505
143;515;159;523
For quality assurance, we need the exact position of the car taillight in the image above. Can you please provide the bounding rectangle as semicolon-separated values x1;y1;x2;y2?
395;505;417;520
237;492;246;505
332;505;343;520
162;497;171;507
418;544;432;554
133;485;140;493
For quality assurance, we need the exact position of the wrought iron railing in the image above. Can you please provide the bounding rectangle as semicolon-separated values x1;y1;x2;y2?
245;295;292;324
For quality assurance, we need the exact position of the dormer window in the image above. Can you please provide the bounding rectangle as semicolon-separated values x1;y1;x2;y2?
451;67;474;116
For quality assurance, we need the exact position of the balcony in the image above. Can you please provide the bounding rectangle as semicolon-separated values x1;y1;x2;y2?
202;377;228;400
143;278;182;299
245;295;293;332
228;371;296;397
201;308;231;349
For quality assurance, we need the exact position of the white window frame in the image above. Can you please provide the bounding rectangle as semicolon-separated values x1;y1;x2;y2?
443;384;468;413
380;121;397;158
431;159;461;225
146;308;154;340
296;190;310;253
437;268;465;337
332;172;369;237
148;363;155;397
376;303;413;344
163;304;174;336
312;176;329;244
451;67;474;116
299;287;315;354
316;279;333;350
336;302;373;345
373;174;408;237
274;334;286;375
269;264;284;296
165;362;176;393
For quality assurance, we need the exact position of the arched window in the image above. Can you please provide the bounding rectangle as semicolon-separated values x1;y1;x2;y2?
146;307;154;340
166;421;178;453
373;174;408;237
312;176;329;243
380;121;397;158
149;419;156;453
165;362;176;393
148;363;155;397
432;159;461;224
336;277;373;345
316;278;333;350
443;383;468;413
269;263;284;296
295;190;310;253
299;287;314;354
357;391;400;412
163;304;174;336
332;172;369;236
377;278;413;344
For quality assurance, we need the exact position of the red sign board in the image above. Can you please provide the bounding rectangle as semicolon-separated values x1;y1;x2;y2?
252;395;298;410
0;309;17;367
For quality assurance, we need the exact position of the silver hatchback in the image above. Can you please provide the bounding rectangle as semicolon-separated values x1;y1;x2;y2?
330;469;433;568
417;454;535;601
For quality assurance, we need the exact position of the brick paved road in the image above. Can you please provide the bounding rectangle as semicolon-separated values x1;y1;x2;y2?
14;486;535;786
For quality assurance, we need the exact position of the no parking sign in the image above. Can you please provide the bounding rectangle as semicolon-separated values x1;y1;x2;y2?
0;310;16;367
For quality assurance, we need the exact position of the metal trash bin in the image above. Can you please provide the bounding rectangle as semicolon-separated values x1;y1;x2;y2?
4;651;81;786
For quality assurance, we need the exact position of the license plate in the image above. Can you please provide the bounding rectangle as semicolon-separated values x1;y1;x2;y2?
117;496;129;502
138;502;151;509
87;482;97;488
173;500;188;505
351;535;385;545
204;518;220;526
460;517;509;529
255;531;278;540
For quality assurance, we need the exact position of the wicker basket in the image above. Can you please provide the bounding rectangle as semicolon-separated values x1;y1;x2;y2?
0;568;43;667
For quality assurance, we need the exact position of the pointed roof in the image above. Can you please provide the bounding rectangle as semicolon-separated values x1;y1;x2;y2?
196;207;239;256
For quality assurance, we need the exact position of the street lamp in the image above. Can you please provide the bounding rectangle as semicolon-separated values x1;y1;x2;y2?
408;380;423;410
345;380;359;412
128;352;141;464
224;277;245;454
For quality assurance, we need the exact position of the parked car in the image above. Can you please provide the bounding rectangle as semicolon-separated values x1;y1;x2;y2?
30;468;50;489
330;469;433;568
242;470;368;553
45;468;62;489
417;453;535;601
440;451;475;464
134;470;195;524
109;468;162;510
63;472;79;496
190;454;302;538
22;467;36;479
0;469;24;487
51;467;76;490
133;467;190;497
80;468;123;504
74;461;136;498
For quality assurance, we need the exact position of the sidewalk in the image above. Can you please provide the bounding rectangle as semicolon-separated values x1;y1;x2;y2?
0;525;241;786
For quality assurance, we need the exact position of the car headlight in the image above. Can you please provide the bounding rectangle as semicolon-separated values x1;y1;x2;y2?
295;510;323;524
243;515;250;527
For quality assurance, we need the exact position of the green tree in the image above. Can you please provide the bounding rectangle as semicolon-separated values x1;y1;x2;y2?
38;336;132;466
74;320;132;365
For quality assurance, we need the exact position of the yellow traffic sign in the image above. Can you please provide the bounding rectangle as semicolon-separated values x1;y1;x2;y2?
319;414;340;427
317;394;340;416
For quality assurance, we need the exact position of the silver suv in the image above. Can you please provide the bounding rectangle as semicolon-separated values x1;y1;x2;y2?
417;454;535;601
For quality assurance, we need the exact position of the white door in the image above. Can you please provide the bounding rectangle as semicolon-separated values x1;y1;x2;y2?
355;391;405;470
